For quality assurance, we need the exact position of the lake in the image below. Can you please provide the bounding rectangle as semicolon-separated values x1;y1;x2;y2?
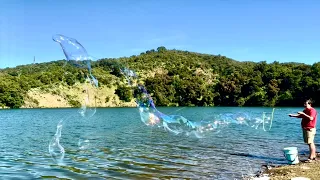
0;107;319;179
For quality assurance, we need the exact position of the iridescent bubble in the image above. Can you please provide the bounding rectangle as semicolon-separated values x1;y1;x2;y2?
122;67;275;138
52;34;91;69
78;138;91;150
120;68;137;87
53;34;98;118
49;120;65;163
49;34;99;163
78;75;97;118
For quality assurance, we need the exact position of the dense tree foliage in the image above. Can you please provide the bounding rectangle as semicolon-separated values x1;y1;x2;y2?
0;48;319;108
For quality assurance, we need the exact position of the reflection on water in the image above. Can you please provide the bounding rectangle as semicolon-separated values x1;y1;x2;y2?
0;107;316;179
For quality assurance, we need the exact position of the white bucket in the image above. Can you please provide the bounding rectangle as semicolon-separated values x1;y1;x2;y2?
283;147;299;165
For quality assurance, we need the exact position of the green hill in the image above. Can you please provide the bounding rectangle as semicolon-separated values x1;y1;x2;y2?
0;47;319;108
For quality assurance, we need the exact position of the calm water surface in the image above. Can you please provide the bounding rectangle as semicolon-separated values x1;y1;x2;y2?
0;107;319;179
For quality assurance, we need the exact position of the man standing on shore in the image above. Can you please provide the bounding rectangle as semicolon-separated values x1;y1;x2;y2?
289;99;317;162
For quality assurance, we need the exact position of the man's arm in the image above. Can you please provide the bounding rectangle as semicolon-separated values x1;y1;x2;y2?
289;114;302;118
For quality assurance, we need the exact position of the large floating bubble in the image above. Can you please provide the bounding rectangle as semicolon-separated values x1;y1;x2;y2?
123;68;275;138
53;35;91;69
49;34;99;163
53;34;98;118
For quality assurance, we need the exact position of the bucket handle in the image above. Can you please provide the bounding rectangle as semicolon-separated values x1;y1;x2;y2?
283;152;299;163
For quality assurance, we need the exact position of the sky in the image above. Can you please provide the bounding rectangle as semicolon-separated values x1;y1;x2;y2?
0;0;320;68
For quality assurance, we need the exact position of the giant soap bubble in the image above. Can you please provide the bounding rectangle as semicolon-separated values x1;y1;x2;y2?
122;68;275;138
49;34;99;163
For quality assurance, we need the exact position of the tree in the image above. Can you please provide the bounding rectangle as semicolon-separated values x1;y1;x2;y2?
157;46;167;53
115;85;132;102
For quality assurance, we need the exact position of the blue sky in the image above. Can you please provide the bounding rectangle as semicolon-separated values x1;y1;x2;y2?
0;0;319;68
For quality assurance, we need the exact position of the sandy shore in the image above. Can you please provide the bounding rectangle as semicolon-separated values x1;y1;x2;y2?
266;160;320;180
249;155;320;180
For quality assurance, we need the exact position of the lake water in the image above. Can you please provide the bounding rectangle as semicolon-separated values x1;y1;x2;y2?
0;107;319;179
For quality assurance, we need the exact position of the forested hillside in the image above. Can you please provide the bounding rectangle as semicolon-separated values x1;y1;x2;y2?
0;47;319;108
